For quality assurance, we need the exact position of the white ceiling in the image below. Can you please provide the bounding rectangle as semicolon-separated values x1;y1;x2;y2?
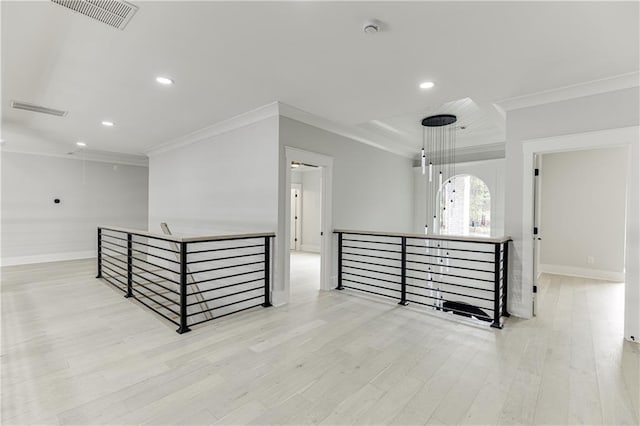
2;1;638;158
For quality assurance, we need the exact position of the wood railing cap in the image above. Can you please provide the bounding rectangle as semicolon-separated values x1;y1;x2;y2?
333;229;512;244
99;226;275;243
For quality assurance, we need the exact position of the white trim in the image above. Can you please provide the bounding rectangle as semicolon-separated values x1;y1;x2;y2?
1;148;148;167
497;71;640;111
520;125;639;342
290;183;302;251
539;264;625;283
146;102;280;157
283;147;334;305
1;250;96;267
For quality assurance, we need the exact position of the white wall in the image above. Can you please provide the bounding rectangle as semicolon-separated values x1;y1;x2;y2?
539;148;627;281
1;152;148;266
505;86;640;342
412;158;505;237
300;168;321;252
148;116;279;236
277;116;414;303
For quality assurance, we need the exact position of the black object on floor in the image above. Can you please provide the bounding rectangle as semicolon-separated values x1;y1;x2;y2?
443;300;491;322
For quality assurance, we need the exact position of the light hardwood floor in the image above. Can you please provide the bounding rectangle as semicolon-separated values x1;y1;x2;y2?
2;254;639;425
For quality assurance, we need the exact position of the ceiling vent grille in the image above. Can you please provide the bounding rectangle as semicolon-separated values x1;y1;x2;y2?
51;0;138;30
11;101;68;117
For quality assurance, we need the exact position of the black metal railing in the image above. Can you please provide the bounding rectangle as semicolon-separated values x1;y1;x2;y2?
335;229;511;328
96;226;275;334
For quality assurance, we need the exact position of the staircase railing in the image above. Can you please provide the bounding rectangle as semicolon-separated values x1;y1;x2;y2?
335;229;511;328
96;226;274;333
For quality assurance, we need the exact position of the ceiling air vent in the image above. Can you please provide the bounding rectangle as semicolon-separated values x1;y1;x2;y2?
11;101;68;117
51;0;138;30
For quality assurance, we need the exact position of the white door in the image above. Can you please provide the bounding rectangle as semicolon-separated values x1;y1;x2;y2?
290;184;302;251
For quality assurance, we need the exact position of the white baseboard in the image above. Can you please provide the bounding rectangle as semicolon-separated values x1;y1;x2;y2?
1;250;96;267
538;263;624;282
300;244;321;253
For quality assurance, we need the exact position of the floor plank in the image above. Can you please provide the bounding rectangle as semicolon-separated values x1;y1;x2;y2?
1;254;638;425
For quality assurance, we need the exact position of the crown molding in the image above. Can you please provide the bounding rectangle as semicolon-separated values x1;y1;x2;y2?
0;147;148;167
145;102;280;157
277;102;414;158
145;100;415;159
496;71;640;111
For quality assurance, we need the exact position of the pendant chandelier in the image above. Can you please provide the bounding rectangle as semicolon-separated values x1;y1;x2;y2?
420;114;458;235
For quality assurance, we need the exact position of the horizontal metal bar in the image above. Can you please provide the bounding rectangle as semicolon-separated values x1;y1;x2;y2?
189;269;264;286
102;276;127;293
130;293;180;326
129;246;180;265
342;278;401;293
188;303;263;327
341;284;400;300
102;269;127;288
101;238;127;251
335;229;510;245
188;243;263;255
406;261;494;274
131;271;179;296
132;255;180;275
130;238;180;255
101;246;127;259
187;251;264;265
186;286;263;307
186;294;264;318
188;260;264;275
405;250;495;264
343;252;401;263
131;262;180;285
187;277;263;297
343;270;401;286
102;263;126;279
406;269;494;284
102;256;127;273
131;278;179;307
342;238;401;247
131;287;180;317
406;277;493;293
405;243;493;255
404;298;493;321
341;263;402;278
404;285;494;304
342;257;401;271
342;245;402;255
101;233;128;244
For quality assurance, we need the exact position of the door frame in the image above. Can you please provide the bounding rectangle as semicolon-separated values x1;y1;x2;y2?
283;147;334;297
290;183;302;251
520;126;639;342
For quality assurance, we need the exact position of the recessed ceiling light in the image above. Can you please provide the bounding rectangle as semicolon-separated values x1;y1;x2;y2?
156;76;174;85
76;141;86;147
419;81;435;89
101;120;115;127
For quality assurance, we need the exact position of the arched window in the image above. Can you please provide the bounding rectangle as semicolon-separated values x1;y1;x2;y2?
439;175;491;236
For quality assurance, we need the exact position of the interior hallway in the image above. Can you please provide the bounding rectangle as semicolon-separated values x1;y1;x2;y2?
1;259;639;425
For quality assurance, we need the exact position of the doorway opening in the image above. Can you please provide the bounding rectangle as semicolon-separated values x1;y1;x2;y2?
520;126;638;344
289;161;322;302
282;147;334;307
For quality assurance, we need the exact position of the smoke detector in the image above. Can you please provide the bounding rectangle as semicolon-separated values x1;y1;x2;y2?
363;19;382;34
50;0;139;30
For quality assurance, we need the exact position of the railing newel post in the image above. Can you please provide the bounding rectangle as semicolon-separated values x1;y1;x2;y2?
262;236;272;307
336;232;344;290
502;241;510;317
96;227;102;279
399;236;408;306
125;233;133;298
177;241;191;334
490;242;502;329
